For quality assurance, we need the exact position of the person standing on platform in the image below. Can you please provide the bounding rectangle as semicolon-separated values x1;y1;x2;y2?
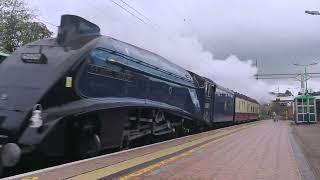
272;112;277;122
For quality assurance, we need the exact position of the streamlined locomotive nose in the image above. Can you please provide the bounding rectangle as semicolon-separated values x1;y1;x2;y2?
0;97;24;168
0;87;42;133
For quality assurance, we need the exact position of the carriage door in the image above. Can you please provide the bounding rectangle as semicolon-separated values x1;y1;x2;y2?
203;82;214;124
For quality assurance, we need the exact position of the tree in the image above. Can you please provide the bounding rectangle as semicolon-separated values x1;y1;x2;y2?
0;0;53;53
309;91;320;96
284;90;293;96
258;104;272;120
270;102;285;115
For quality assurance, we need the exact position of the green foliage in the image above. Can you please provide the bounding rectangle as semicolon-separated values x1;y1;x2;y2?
284;90;293;96
259;104;272;120
0;0;53;53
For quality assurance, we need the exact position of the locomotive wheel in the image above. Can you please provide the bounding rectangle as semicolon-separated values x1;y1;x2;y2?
76;134;101;159
155;111;165;123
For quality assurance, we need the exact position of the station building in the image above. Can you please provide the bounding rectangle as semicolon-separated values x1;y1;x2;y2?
272;96;320;121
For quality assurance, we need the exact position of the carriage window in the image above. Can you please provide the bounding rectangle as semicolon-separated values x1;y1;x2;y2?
224;100;228;111
205;83;208;96
206;83;212;97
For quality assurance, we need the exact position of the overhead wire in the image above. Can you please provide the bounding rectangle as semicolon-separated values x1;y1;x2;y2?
117;0;160;29
109;0;148;25
108;0;175;41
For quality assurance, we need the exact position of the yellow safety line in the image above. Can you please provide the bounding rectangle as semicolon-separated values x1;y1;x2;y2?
67;123;257;180
20;177;39;180
119;139;214;180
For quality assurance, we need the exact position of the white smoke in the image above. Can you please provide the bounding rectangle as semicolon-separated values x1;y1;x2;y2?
29;0;274;103
75;0;273;103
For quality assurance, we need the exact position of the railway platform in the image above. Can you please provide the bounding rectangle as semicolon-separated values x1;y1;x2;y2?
6;120;314;180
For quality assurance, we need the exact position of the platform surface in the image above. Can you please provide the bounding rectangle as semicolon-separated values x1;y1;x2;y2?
8;120;309;180
117;120;302;180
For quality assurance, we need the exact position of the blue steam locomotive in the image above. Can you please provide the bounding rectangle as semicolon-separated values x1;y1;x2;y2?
0;15;254;172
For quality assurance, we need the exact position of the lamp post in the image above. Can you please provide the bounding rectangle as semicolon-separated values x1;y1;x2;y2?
293;62;318;94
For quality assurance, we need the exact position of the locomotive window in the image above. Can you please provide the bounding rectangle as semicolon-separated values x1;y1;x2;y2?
90;49;122;72
90;49;110;66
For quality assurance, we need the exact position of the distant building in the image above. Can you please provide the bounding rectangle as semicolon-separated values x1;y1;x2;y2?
272;95;320;121
272;96;294;106
271;96;294;120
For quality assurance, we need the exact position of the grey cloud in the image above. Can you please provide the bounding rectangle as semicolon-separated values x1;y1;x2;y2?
26;0;320;101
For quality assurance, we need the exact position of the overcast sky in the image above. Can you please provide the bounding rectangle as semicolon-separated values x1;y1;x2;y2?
26;0;320;101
